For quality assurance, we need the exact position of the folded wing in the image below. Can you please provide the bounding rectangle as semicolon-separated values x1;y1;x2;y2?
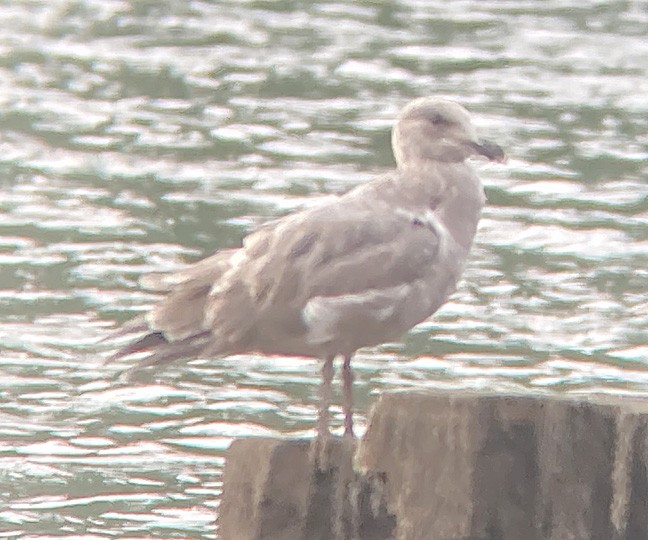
108;192;453;365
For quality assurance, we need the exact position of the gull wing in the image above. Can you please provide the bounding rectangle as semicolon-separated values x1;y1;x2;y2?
202;197;448;353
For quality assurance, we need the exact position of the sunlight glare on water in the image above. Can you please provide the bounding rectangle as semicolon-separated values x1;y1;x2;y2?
0;0;647;537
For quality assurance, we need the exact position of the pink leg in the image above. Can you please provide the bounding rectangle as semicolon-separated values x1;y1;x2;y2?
318;355;335;440
342;354;355;438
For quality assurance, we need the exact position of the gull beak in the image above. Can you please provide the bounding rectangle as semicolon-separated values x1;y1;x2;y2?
470;139;506;163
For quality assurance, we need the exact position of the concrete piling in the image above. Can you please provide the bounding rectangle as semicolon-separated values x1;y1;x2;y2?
220;391;648;540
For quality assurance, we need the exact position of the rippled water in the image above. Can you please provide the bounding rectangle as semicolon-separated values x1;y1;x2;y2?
0;0;647;537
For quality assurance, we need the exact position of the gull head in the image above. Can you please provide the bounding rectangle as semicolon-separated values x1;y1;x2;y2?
392;97;505;168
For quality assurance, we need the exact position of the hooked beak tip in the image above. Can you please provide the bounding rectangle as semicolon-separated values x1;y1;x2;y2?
471;140;506;163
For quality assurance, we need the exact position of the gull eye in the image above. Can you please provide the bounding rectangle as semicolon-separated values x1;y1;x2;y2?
429;113;449;126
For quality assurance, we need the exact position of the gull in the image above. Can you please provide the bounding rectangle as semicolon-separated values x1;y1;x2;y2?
105;97;505;440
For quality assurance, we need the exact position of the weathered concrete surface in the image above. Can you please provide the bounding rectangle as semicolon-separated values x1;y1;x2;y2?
219;437;395;540
220;391;648;540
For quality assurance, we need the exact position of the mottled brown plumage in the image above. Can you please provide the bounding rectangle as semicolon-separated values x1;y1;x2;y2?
105;97;504;439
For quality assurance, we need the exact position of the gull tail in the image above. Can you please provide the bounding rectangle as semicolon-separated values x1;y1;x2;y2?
103;331;168;364
102;317;213;382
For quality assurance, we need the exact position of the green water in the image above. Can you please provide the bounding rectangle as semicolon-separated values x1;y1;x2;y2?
0;0;647;537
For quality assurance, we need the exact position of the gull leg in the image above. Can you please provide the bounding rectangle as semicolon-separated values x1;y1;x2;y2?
313;355;335;468
318;355;335;440
342;354;354;438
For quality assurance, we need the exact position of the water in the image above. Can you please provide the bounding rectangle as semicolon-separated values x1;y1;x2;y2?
0;0;647;537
